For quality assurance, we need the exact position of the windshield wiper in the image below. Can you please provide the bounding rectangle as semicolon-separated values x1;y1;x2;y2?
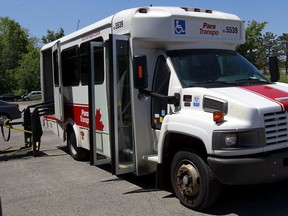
189;80;236;87
236;77;269;84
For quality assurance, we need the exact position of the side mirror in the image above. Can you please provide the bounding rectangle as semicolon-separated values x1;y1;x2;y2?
269;56;280;82
133;55;148;89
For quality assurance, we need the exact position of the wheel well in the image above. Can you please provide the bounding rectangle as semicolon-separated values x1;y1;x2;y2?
163;132;207;161
159;132;208;186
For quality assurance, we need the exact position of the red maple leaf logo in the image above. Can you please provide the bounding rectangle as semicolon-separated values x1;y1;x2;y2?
95;109;104;131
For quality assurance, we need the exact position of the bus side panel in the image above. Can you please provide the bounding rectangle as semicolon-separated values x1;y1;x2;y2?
43;116;65;141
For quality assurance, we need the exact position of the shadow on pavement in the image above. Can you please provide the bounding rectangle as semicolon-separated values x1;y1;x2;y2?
55;145;288;215
0;149;47;161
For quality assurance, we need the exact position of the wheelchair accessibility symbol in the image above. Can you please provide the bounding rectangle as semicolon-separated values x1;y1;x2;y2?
174;20;186;35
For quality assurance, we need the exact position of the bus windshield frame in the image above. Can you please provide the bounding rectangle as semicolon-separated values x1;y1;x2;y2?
167;49;270;88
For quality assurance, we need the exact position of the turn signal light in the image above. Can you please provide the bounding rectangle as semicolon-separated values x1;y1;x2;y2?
138;66;143;78
213;111;224;123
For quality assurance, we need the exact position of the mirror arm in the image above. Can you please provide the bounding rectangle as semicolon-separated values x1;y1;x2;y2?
139;89;180;107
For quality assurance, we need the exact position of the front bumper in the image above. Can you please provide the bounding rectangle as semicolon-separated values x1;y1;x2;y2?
208;149;288;185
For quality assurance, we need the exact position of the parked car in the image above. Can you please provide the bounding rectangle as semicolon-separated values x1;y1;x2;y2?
23;91;42;101
0;93;21;102
0;100;22;125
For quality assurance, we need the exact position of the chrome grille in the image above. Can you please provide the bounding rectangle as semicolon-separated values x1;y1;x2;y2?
264;111;288;145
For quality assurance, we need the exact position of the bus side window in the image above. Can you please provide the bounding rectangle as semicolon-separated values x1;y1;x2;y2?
62;46;80;86
80;43;89;85
80;39;104;86
151;56;171;130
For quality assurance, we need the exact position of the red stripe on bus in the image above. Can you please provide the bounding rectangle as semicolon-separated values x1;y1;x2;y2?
64;104;104;131
44;104;104;131
44;115;59;121
241;85;288;111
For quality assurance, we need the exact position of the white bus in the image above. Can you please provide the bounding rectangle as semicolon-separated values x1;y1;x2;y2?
40;6;288;210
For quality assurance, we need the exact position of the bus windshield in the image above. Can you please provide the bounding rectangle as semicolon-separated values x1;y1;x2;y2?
168;49;270;88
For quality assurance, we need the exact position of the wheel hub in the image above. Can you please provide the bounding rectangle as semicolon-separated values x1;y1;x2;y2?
176;163;200;197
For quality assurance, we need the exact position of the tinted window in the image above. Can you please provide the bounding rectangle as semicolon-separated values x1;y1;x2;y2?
62;46;80;86
151;56;170;129
169;49;269;88
80;40;104;85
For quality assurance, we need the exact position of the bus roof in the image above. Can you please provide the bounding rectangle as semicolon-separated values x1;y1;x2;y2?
41;6;244;51
41;16;113;51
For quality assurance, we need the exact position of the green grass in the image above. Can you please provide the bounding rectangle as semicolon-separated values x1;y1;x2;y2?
278;74;288;83
265;70;288;83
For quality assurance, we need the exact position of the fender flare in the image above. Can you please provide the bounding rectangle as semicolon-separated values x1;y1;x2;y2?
157;124;211;163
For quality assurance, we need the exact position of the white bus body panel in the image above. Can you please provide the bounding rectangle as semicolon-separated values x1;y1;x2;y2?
41;6;248;176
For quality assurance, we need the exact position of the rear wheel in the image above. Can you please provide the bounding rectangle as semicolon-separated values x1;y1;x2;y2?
171;151;220;210
67;130;88;161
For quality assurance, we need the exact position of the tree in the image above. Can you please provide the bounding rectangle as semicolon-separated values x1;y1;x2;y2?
279;33;288;74
41;28;64;44
14;42;41;94
263;32;279;56
236;20;267;70
0;17;64;95
0;17;29;94
261;32;281;73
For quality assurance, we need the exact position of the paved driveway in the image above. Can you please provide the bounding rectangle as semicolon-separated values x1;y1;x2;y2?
1;102;288;216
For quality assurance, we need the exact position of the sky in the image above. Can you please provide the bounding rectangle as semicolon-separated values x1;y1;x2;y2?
1;0;288;39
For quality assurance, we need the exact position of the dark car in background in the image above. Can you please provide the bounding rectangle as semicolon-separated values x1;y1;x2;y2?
0;100;22;125
0;93;21;102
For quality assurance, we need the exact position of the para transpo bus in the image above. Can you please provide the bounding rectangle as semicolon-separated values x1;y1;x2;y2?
40;6;288;210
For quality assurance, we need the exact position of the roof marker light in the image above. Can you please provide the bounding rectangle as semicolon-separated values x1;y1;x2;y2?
194;8;201;12
139;8;147;13
206;9;213;13
181;7;188;11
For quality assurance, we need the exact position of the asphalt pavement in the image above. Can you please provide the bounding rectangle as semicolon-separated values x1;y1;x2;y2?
1;101;288;216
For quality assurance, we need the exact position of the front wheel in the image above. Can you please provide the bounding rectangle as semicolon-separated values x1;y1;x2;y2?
67;130;88;161
171;151;220;210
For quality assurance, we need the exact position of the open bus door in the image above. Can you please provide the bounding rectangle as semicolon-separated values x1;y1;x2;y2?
110;35;135;175
52;41;64;123
89;41;111;166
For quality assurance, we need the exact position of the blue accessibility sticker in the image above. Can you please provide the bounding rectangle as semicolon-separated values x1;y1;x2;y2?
174;20;186;35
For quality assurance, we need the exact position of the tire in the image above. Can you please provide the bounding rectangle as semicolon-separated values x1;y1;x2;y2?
170;151;220;210
67;130;88;161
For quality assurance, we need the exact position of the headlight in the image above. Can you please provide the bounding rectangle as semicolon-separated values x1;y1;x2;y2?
225;134;237;146
212;129;266;150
